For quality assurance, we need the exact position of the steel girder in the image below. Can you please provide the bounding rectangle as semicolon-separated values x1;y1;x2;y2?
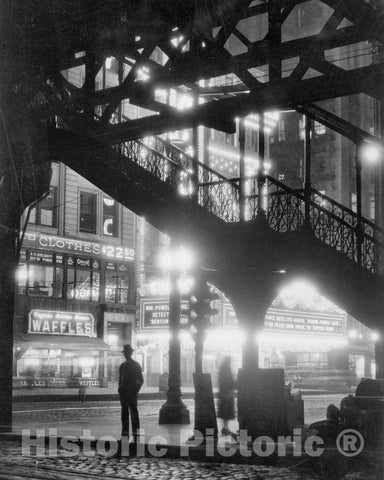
5;0;384;141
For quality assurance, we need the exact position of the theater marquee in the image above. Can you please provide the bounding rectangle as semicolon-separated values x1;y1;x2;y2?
28;310;95;337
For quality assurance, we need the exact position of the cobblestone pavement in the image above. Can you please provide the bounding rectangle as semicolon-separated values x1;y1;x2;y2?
0;439;321;480
6;394;381;479
0;439;381;480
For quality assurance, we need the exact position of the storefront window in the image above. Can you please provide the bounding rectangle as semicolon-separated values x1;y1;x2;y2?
28;265;54;296
92;271;100;301
53;267;64;298
17;264;28;295
17;248;130;304
65;257;100;301
106;263;117;302
105;262;130;303
16;348;100;384
66;268;75;299
117;263;129;304
75;269;91;300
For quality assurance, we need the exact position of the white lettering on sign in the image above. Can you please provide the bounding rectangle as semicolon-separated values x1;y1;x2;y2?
140;299;189;329
28;310;95;337
222;304;345;336
24;232;135;261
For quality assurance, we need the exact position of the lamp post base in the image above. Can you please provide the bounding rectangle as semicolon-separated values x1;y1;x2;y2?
159;388;190;424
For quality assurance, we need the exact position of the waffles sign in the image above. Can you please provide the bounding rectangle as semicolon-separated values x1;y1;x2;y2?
28;310;95;337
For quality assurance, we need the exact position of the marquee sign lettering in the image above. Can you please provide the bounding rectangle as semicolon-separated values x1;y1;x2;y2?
23;232;135;261
28;310;95;337
222;305;345;336
139;298;189;330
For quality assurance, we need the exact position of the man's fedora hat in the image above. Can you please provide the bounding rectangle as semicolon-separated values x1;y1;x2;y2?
122;344;134;353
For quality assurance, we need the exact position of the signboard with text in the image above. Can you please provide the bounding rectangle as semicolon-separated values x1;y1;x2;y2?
264;310;344;335
223;304;345;335
23;232;134;261
139;298;189;330
28;310;95;337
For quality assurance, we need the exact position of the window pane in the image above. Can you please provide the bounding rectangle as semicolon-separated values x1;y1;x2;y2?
17;264;28;295
30;187;57;227
75;270;91;300
92;272;100;301
79;192;97;234
66;268;75;299
102;196;118;237
118;288;128;304
29;208;36;224
54;267;64;298
278;120;285;141
117;269;129;304
105;271;117;302
314;121;326;135
28;265;53;296
40;209;53;226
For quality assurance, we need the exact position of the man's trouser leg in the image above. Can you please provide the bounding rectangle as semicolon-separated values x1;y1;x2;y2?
120;395;130;437
129;394;140;438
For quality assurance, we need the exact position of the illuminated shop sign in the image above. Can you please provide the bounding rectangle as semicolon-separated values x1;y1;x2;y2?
222;304;345;336
264;310;344;335
23;232;134;261
139;298;189;330
28;310;95;337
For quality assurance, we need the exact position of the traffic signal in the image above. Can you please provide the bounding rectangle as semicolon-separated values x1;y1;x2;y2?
186;280;219;330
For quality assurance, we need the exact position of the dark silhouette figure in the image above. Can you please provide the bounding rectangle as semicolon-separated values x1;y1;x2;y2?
309;403;340;443
217;356;235;436
119;344;144;440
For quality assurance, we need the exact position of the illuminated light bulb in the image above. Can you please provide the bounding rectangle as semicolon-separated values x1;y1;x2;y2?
363;145;381;162
371;331;380;342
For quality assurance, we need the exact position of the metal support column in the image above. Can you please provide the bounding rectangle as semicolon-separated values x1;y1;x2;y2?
375;334;384;379
239;118;246;221
194;329;204;376
304;115;312;226
191;92;200;204
159;242;190;424
355;144;363;266
257;113;265;214
242;332;259;371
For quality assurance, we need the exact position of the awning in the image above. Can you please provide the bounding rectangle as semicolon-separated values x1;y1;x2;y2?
14;333;109;351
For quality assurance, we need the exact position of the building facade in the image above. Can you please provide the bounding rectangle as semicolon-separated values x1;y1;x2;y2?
14;162;136;389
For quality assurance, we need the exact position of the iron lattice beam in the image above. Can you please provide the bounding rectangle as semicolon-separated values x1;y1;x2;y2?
29;0;383;125
70;63;384;143
296;103;384;150
5;0;383;142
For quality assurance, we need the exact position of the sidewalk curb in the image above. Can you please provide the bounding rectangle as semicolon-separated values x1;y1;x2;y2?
12;390;342;403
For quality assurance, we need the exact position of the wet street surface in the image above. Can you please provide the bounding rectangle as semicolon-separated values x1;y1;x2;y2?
4;393;381;479
13;393;347;426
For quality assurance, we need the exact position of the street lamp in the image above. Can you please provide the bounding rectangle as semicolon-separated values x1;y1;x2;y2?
158;242;195;425
362;144;382;163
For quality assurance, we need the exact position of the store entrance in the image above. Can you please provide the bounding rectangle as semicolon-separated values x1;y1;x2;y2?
107;355;121;382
